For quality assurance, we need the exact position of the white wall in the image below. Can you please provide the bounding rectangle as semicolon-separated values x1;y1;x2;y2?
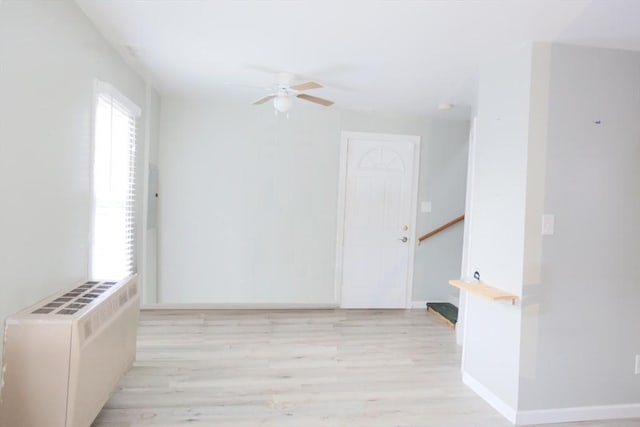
461;44;535;415
412;122;468;304
157;98;469;304
158;100;340;304
518;44;640;413
0;0;153;367
463;42;640;424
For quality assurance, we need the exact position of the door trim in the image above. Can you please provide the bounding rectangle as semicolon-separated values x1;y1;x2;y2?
334;131;421;308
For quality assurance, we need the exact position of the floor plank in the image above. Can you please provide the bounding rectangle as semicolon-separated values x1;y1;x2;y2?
93;310;640;427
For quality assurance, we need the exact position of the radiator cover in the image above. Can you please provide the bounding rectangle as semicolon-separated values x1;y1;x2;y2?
0;275;139;427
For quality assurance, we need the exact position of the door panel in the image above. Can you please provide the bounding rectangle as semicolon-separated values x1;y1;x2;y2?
340;136;417;308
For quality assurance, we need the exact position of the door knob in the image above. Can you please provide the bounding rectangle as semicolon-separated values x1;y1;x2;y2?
398;236;408;243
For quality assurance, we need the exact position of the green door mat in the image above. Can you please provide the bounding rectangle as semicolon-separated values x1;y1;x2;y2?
426;302;458;328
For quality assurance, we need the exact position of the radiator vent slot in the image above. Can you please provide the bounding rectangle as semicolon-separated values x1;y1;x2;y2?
118;292;128;307
79;282;137;344
128;284;137;298
83;320;93;339
30;280;120;316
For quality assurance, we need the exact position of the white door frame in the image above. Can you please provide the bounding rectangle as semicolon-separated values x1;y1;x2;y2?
458;117;477;346
334;131;421;308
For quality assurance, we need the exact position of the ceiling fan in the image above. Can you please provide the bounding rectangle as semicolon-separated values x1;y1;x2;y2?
252;73;334;113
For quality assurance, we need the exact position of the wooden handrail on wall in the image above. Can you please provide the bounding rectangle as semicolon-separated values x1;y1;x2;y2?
418;215;465;245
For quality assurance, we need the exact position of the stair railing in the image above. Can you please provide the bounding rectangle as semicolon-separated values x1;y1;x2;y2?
417;215;465;245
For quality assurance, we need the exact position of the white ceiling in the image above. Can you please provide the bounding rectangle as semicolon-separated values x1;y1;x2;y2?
74;0;640;119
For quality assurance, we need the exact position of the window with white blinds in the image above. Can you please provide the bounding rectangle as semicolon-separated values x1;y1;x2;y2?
90;81;141;280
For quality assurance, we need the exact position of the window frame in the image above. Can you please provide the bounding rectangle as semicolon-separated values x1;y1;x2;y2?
89;79;141;280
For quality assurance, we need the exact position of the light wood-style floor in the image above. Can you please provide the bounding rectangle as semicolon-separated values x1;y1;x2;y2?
93;309;640;427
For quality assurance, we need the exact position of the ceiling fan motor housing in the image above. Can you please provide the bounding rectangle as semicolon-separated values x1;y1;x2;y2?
273;94;293;112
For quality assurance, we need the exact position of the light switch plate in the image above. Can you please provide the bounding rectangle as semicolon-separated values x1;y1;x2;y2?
421;201;432;213
542;214;555;236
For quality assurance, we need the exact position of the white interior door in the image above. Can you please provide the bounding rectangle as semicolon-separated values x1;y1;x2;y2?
337;132;419;308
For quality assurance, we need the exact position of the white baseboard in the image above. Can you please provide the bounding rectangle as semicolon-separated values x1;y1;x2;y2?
516;403;640;425
462;371;517;424
411;300;427;309
141;302;339;310
463;370;640;425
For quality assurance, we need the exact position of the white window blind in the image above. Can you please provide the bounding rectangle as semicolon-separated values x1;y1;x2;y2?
90;81;141;280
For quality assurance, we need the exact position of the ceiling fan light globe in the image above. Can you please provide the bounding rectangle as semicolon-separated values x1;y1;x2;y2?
273;95;293;113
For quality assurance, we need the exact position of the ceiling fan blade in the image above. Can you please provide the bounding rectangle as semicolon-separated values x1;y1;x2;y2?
253;95;276;105
290;81;323;91
297;93;334;107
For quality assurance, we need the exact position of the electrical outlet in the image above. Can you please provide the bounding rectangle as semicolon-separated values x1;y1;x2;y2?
635;355;640;375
